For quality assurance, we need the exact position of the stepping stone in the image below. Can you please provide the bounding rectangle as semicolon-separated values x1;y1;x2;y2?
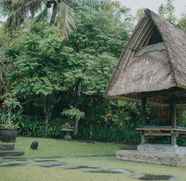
108;168;132;174
83;167;132;174
34;159;58;163
138;174;175;181
66;165;132;175
38;162;65;168
0;161;27;167
66;165;99;170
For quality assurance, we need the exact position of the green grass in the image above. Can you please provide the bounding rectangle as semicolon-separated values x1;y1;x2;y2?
0;137;186;181
15;137;122;158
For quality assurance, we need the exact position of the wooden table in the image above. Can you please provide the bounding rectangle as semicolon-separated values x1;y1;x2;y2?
136;126;186;145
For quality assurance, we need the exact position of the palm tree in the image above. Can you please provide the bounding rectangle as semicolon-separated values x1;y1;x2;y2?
0;0;97;38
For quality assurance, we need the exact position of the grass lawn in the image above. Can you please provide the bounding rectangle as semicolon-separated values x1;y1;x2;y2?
15;137;122;158
0;137;186;181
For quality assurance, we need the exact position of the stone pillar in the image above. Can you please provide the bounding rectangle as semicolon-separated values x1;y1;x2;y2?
141;133;146;144
171;133;177;146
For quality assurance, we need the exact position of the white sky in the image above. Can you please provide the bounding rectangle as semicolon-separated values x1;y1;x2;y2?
119;0;186;17
0;1;185;21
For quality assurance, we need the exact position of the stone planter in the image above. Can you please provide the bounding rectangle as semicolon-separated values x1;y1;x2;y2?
0;129;24;156
0;129;17;143
61;128;74;140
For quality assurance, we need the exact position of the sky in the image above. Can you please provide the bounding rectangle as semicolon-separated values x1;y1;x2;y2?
119;0;186;18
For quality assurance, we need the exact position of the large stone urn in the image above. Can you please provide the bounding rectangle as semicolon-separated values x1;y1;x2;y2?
0;129;24;156
0;129;17;143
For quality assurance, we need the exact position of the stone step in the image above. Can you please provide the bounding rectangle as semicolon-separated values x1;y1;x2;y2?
0;150;24;157
0;143;15;151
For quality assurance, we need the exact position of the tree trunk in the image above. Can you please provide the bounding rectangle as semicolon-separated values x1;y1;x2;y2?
43;96;49;137
50;1;58;25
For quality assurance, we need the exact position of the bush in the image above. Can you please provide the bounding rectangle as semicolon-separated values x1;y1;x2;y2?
77;126;140;144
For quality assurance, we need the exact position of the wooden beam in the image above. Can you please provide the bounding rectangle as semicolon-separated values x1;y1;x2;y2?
144;133;171;136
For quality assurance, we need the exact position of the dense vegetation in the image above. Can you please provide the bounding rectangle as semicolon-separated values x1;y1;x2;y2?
0;0;186;144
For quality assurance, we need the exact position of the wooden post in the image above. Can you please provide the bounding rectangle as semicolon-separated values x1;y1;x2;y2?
170;100;177;145
170;100;176;128
141;98;147;144
141;97;147;124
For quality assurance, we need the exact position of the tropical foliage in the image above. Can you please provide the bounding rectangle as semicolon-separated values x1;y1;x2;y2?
0;1;136;142
0;0;186;143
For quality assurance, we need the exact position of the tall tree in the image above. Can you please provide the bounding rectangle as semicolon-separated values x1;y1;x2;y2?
177;14;186;31
1;0;75;38
158;0;176;24
4;1;132;137
136;8;145;21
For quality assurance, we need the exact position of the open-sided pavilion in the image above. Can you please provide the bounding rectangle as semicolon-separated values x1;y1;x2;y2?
107;9;186;166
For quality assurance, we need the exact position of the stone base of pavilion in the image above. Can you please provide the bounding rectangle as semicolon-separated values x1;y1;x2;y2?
116;144;186;166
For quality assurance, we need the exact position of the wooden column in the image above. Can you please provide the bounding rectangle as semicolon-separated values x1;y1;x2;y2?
170;100;176;128
142;97;147;123
170;100;177;145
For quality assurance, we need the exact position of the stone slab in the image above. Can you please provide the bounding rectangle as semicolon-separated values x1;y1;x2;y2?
116;149;186;166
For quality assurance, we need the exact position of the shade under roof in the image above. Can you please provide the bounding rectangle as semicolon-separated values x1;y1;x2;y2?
107;9;186;104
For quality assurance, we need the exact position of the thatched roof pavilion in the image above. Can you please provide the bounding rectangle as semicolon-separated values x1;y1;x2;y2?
107;9;186;148
107;9;186;104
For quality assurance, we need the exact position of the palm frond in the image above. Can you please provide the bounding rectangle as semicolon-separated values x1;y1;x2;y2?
1;0;100;38
56;1;76;39
2;0;43;29
35;4;48;22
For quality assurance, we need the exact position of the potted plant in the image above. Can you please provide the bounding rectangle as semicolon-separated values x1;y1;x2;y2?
0;96;21;143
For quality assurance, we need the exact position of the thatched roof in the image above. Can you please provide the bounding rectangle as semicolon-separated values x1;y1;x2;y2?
107;9;186;104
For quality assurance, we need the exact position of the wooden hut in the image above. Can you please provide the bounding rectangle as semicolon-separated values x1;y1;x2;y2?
107;9;186;166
